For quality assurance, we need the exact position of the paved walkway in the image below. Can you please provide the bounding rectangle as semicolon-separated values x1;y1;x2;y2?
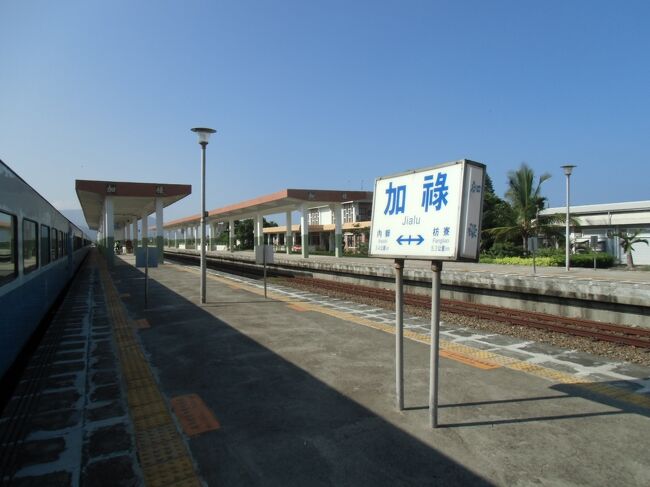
186;262;650;395
119;255;649;486
0;252;143;486
2;251;649;486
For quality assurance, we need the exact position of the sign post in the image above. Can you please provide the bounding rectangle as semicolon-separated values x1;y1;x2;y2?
528;237;539;274
256;244;274;299
263;245;268;298
369;159;485;428
394;258;404;410
429;260;442;427
135;243;158;308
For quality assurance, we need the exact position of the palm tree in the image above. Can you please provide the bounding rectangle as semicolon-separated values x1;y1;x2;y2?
615;230;649;269
486;163;551;253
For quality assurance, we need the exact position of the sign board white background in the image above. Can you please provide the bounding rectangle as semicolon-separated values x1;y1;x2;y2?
369;159;485;261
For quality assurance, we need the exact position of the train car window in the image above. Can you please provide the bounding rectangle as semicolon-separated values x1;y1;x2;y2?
51;229;58;260
23;219;39;273
0;211;17;284
59;231;65;257
41;225;51;265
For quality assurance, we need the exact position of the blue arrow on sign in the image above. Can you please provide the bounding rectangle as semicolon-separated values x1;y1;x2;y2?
397;234;424;246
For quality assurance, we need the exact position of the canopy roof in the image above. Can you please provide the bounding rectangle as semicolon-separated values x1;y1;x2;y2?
540;200;650;227
541;200;650;216
76;180;192;230
165;189;373;228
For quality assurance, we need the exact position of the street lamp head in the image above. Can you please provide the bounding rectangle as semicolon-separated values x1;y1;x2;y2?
561;164;576;176
191;127;216;145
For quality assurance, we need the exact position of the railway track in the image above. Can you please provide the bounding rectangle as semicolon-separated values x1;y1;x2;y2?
286;277;650;350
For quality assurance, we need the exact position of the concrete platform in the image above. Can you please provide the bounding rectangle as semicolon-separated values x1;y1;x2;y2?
120;255;649;486
165;248;650;327
0;252;143;486
3;251;649;486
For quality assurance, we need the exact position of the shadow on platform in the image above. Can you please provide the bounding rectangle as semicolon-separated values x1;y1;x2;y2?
110;259;495;485
108;258;649;484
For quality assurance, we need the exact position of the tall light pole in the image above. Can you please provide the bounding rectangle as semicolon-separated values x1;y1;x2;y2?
561;164;576;271
191;127;216;304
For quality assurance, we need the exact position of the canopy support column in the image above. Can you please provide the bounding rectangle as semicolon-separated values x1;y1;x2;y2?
286;211;292;254
105;196;115;267
155;197;164;263
301;205;309;258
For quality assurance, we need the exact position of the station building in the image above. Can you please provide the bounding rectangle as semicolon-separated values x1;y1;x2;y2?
263;200;372;253
540;200;650;265
163;189;373;258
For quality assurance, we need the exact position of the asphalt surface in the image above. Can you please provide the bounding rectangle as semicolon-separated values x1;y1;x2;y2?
3;251;648;486
113;256;650;486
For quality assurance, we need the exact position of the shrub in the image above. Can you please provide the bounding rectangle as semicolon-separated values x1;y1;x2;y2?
536;247;563;258
479;251;614;268
484;242;524;258
569;252;615;268
484;256;559;266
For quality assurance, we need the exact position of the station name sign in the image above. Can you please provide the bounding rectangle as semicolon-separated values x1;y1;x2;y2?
369;159;485;261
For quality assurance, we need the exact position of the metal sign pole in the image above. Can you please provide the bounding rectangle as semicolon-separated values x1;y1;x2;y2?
394;258;404;410
430;260;443;428
144;243;149;308
532;247;537;274
263;245;268;299
368;160;485;430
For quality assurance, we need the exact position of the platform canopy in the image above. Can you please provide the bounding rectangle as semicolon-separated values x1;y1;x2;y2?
76;180;192;230
164;188;373;228
541;200;650;227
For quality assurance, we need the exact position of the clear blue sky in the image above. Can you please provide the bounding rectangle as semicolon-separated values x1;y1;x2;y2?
1;0;649;223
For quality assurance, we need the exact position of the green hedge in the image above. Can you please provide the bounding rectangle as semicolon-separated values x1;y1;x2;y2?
479;256;560;266
479;252;614;268
570;253;615;268
482;242;524;258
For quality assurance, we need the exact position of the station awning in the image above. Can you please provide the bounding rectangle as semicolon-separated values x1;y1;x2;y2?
164;189;373;229
76;180;192;230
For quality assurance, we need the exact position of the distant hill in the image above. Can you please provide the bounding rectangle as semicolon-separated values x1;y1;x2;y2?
61;209;97;240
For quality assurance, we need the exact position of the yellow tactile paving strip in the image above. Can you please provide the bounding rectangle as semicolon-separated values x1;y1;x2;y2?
176;264;650;412
97;258;202;487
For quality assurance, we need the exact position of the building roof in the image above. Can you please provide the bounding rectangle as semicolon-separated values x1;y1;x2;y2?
164;189;373;228
540;201;650;228
76;180;192;230
540;200;650;216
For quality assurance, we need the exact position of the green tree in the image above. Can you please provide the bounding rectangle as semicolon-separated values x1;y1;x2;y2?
264;219;278;228
233;218;278;249
234;220;254;249
481;174;516;251
486;163;551;253
615;230;649;269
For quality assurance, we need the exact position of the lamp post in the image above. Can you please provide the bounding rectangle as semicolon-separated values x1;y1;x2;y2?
191;127;216;304
561;164;576;271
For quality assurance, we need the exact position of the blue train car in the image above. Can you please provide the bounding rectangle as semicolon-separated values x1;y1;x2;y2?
0;159;90;382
